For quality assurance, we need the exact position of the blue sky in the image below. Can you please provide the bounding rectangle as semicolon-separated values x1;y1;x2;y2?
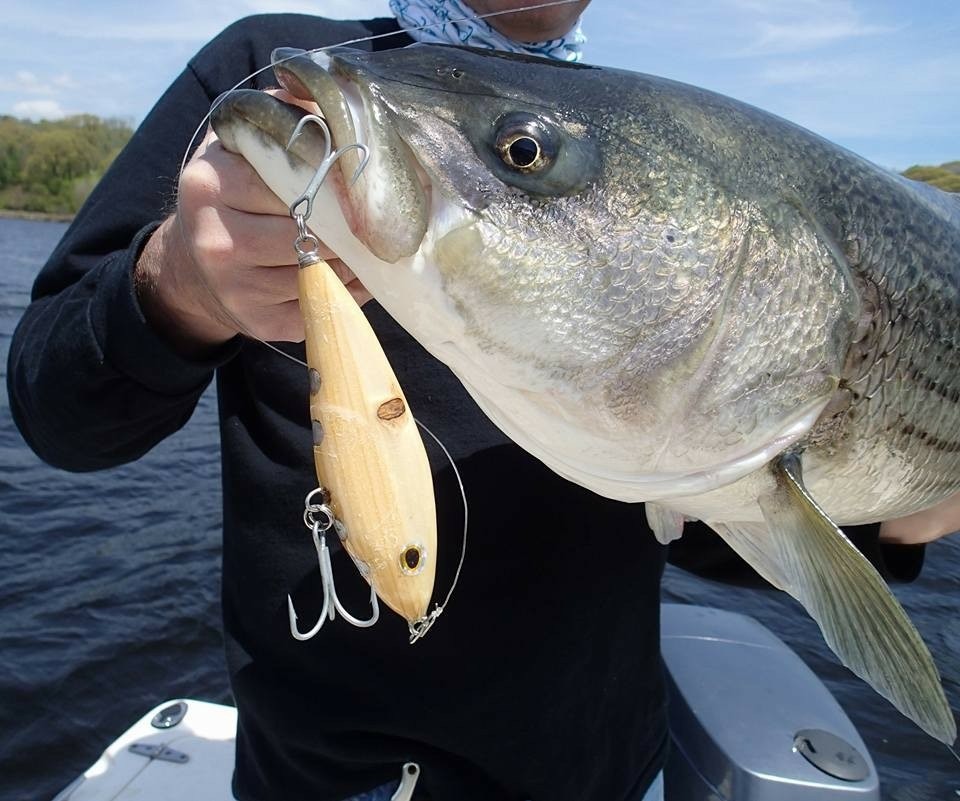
1;0;957;170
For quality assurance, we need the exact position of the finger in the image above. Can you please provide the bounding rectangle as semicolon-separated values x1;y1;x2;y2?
198;91;321;215
189;125;219;160
325;258;373;305
245;264;301;306
212;266;300;339
192;206;338;268
344;279;374;307
239;298;306;344
325;258;357;285
192;140;292;216
191;138;347;251
265;87;321;117
271;298;307;343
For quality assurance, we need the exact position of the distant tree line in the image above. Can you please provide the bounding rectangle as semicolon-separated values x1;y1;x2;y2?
902;161;960;193
0;115;133;215
0;113;956;218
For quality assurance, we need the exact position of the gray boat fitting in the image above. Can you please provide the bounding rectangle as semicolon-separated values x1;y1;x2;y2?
661;604;879;800
51;604;879;800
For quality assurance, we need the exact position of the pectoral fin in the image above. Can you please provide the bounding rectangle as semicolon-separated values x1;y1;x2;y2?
757;454;956;744
710;520;788;591
646;503;686;545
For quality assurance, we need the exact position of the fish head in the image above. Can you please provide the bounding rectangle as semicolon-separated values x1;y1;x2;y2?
212;45;859;501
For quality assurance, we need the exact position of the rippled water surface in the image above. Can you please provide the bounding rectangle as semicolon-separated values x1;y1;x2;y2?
1;217;957;801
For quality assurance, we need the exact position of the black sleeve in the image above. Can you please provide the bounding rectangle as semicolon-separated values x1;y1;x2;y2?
6;58;239;471
6;14;403;472
668;518;926;586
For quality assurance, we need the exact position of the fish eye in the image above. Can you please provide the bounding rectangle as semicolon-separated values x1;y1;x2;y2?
494;116;556;173
505;135;540;168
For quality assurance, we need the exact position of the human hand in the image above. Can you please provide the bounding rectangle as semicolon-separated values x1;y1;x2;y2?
879;490;960;545
135;103;370;357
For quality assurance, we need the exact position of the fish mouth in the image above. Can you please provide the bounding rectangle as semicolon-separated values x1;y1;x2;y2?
209;46;482;346
274;47;432;264
214;47;433;265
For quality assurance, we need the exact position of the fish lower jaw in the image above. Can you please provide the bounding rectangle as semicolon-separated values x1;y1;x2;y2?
451;371;831;504
550;427;810;503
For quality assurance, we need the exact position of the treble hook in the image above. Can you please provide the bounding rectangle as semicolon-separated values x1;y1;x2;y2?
287;490;379;640
285;113;370;223
287;521;380;640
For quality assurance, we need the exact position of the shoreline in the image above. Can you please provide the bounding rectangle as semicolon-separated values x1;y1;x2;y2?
0;209;74;223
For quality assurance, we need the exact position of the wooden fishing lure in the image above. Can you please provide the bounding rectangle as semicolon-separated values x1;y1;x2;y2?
297;252;438;625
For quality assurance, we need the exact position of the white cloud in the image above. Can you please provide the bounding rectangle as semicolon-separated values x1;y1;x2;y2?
756;51;960;95
6;70;77;96
756;58;868;87
0;0;954;170
1;0;391;45
14;71;51;94
601;0;895;59
27;20;225;44
5;1;227;43
12;99;67;119
51;72;78;89
236;0;388;17
746;19;894;55
732;0;897;55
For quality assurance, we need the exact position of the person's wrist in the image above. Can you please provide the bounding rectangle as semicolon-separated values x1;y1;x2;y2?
878;491;960;545
879;518;940;545
135;216;238;356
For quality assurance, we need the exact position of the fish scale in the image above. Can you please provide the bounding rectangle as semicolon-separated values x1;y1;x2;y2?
803;174;960;518
211;43;959;744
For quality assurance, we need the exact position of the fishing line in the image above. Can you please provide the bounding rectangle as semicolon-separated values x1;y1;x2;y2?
168;2;578;635
409;417;470;643
172;0;583;369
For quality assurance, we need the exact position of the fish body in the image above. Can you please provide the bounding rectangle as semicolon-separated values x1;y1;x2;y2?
211;45;959;742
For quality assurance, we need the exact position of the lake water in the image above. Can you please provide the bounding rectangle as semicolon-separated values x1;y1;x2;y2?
0;216;957;800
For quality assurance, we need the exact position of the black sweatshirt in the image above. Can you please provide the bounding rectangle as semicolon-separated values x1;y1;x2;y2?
6;13;920;801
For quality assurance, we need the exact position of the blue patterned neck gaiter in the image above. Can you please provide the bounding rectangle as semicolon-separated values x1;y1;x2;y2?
389;0;586;62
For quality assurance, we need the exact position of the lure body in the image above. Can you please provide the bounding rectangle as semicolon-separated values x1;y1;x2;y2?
298;258;437;623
